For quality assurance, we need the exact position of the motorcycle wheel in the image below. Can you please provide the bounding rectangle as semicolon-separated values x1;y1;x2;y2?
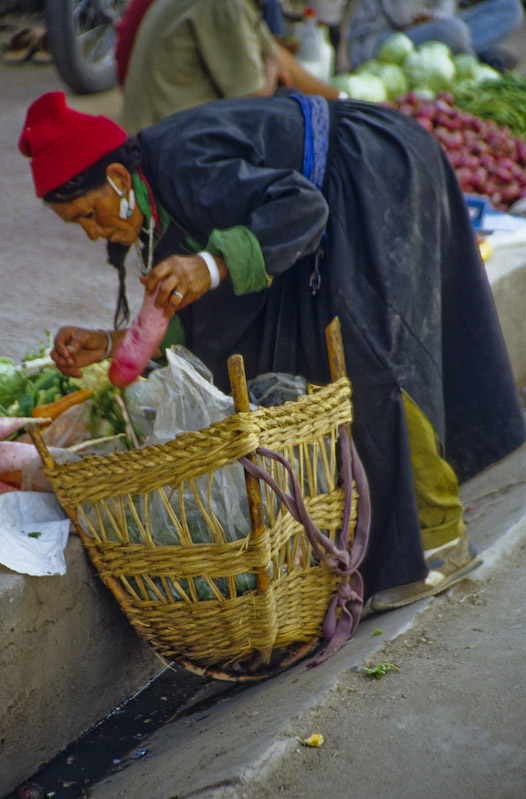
46;0;128;94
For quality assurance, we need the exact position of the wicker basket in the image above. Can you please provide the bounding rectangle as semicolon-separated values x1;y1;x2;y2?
30;320;365;680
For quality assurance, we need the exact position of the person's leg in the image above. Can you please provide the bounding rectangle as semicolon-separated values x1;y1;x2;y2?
398;16;473;53
459;0;525;52
367;391;482;612
401;390;465;552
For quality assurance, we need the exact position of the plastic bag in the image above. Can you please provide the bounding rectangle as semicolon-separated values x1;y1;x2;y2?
21;446;81;492
247;372;307;407
0;491;70;575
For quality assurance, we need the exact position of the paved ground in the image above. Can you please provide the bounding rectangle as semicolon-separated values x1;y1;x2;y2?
1;9;526;799
78;443;525;799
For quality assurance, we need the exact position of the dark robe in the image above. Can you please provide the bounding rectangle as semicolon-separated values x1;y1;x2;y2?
137;96;525;598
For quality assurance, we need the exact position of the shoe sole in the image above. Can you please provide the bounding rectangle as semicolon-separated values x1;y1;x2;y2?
370;553;483;612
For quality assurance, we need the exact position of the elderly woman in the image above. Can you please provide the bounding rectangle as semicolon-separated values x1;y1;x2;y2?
18;90;525;611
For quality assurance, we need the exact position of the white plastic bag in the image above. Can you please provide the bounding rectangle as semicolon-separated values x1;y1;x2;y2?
0;491;70;576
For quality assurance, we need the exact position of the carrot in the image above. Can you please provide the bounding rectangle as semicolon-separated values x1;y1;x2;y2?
0;470;22;488
31;388;94;421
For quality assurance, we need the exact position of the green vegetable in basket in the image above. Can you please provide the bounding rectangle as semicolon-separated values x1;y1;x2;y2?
0;357;77;418
88;383;142;447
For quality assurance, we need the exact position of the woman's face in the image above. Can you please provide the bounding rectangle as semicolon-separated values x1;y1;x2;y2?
48;165;143;247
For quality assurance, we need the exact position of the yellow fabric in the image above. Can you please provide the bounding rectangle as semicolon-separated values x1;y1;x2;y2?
402;390;465;551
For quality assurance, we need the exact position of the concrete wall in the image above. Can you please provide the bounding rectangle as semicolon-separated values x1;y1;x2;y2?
0;535;160;797
485;239;526;388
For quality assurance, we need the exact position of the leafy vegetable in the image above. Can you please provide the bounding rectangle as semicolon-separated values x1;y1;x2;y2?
88;384;143;447
0;356;78;419
417;40;453;60
453;72;526;137
363;663;400;679
453;53;478;80
331;72;388;102
403;47;456;93
356;60;408;101
376;32;414;65
0;358;27;414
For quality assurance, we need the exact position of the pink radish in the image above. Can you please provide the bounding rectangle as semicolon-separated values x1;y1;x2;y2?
0;416;51;441
109;287;169;388
0;441;40;473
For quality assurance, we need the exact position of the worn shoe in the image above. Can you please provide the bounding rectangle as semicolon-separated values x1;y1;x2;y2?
369;531;482;611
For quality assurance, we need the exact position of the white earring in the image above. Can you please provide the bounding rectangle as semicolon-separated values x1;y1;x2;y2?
107;176;135;219
119;195;129;220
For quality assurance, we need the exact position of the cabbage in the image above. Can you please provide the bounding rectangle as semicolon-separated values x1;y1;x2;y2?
453;53;479;79
357;61;409;100
333;73;388;102
471;63;501;84
414;87;436;100
403;48;456;92
417;40;453;60
376;32;414;65
355;58;381;74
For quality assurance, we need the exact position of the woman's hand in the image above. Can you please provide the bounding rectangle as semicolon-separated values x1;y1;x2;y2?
140;253;227;316
51;326;124;377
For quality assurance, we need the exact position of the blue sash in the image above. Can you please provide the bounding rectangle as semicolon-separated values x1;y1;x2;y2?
289;94;329;190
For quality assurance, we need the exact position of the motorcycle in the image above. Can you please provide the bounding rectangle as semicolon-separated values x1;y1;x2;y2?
45;0;129;94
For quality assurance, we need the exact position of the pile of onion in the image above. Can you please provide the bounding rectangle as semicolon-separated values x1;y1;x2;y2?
393;91;526;212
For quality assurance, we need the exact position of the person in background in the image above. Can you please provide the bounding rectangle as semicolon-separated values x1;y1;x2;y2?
118;0;340;133
18;91;526;611
115;0;156;88
346;0;525;72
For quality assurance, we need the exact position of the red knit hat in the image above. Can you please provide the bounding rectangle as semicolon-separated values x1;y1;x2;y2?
18;91;128;197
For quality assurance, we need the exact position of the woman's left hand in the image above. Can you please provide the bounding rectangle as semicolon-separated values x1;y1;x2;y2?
140;253;227;316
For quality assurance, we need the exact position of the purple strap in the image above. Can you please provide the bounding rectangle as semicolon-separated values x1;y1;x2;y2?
239;425;371;667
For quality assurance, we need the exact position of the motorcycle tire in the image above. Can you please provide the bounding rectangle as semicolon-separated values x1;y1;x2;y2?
46;0;127;94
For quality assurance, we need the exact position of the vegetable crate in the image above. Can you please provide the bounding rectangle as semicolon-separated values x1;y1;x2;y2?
31;319;366;680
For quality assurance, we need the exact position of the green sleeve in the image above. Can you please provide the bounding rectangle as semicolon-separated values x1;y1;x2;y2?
158;226;269;359
187;225;271;295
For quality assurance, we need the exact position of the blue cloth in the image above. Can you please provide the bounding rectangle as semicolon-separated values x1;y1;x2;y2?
289;94;329;191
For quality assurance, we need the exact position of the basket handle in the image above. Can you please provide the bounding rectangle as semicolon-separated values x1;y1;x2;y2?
227;353;271;594
326;316;347;381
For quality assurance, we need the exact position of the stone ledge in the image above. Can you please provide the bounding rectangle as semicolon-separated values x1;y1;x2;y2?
484;231;526;387
0;535;160;797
